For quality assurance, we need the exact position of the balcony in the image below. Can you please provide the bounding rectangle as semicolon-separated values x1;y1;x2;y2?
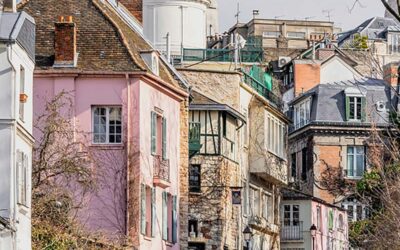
189;122;202;158
182;48;263;63
153;155;170;188
281;221;303;241
241;70;283;110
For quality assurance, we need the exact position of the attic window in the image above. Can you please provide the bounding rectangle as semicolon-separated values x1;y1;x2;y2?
344;88;366;122
140;51;159;76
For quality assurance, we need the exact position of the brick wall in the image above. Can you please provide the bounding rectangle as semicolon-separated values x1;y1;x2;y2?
118;0;142;22
383;63;398;86
293;63;320;97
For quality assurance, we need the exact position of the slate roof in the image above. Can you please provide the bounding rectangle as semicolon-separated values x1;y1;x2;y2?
0;11;35;60
291;77;394;126
18;0;183;89
338;17;400;46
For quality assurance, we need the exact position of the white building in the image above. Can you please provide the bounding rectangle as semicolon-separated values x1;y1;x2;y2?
0;2;35;249
142;0;217;55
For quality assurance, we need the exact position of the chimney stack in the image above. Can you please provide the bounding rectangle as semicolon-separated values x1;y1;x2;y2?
3;0;17;12
383;63;399;87
118;0;143;23
54;16;77;67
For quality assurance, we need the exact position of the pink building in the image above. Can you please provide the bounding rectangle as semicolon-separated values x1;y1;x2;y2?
281;189;349;250
21;0;189;248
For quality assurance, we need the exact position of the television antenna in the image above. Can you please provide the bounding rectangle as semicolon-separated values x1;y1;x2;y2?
322;9;334;22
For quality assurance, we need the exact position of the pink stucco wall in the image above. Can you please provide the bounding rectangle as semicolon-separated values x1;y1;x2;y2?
33;74;181;249
311;201;349;250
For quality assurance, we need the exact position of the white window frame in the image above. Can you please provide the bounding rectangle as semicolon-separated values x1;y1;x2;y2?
283;204;300;226
92;106;122;144
17;150;29;207
294;97;311;129
346;146;365;179
342;199;367;222
267;112;287;160
287;31;306;39
262;31;281;38
348;96;362;121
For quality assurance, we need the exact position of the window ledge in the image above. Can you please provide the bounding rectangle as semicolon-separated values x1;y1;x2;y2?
344;176;362;180
189;191;202;196
143;235;152;241
90;144;124;149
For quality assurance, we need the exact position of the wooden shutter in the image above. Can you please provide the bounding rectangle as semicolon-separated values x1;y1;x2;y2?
151;187;156;237
345;96;350;121
162;117;167;159
151;112;157;154
162;191;168;240
16;150;21;204
172;195;177;243
140;184;146;235
361;96;367;122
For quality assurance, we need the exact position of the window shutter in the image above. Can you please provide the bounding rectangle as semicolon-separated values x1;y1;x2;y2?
16;150;21;204
23;154;28;205
328;209;334;230
151;112;157;154
162;117;167;159
172;195;177;243
140;184;146;235
151;187;156;237
345;96;350;121
361;96;367;122
162;192;168;240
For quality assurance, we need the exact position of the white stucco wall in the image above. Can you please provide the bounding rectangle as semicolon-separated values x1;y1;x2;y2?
0;42;34;250
320;57;361;84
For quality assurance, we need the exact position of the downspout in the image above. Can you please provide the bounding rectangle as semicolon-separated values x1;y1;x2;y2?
125;73;130;237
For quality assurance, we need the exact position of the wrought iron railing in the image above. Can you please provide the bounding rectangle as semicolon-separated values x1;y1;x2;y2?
153;155;170;182
281;221;303;241
241;70;283;110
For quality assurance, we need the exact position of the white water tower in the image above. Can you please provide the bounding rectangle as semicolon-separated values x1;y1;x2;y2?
143;0;213;56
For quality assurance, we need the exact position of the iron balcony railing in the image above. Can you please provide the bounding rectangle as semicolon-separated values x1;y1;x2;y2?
241;69;283;110
182;48;263;63
281;221;303;241
153;155;170;183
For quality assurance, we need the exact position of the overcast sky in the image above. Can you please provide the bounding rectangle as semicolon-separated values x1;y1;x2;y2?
217;0;385;32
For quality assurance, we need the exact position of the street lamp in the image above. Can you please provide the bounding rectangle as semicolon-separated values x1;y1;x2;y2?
310;224;317;250
243;226;252;249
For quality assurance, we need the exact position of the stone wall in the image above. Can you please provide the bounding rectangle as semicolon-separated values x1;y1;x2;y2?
188;155;240;250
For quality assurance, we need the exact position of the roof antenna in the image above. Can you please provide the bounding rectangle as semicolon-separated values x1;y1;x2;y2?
322;9;334;22
235;2;240;24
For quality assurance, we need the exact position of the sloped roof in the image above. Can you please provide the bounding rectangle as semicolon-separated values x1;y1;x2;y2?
18;0;182;89
290;77;393;126
282;188;345;210
0;11;35;60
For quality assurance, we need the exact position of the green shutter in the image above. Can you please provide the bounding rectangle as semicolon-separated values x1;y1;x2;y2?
151;188;156;237
162;117;167;159
162;192;168;240
151;112;157;154
172;195;177;243
345;96;350;121
361;97;367;122
140;184;146;235
328;209;334;230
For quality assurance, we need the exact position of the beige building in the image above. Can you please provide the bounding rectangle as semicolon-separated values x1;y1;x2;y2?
228;18;335;50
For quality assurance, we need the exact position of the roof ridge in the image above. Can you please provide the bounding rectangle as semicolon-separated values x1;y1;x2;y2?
92;0;147;71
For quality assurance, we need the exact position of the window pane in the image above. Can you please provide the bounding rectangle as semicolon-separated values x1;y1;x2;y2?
349;98;355;119
356;154;364;177
108;107;122;143
347;155;354;176
293;205;300;225
348;205;354;221
356;205;363;220
356;97;362;120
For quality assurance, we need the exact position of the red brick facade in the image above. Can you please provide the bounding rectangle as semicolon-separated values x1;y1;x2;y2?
294;63;320;97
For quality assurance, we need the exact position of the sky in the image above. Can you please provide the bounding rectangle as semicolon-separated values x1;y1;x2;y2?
217;0;386;32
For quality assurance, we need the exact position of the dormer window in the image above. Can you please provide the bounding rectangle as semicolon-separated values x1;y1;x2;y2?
141;51;159;76
344;87;366;122
293;97;311;129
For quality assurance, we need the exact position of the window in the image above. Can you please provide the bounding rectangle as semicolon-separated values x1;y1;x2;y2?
345;96;365;121
92;107;122;144
390;33;400;54
263;31;281;38
342;199;368;222
140;184;155;237
290;153;297;178
189;165;201;193
262;193;270;221
283;204;300;226
316;206;321;230
19;66;25;121
151;111;167;159
188;220;198;237
328;209;334;230
267;113;287;159
346;146;365;178
301;148;307;181
294;98;311;129
162;191;177;243
16;150;28;206
287;32;306;39
338;214;344;230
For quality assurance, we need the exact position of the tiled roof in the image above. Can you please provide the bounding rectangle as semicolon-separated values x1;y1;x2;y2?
18;0;182;88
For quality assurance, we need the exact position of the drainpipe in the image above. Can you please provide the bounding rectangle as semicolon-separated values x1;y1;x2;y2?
312;41;316;60
125;73;130;237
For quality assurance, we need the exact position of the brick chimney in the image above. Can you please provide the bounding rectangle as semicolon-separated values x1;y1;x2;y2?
118;0;142;22
3;0;16;12
54;16;77;67
383;63;399;87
